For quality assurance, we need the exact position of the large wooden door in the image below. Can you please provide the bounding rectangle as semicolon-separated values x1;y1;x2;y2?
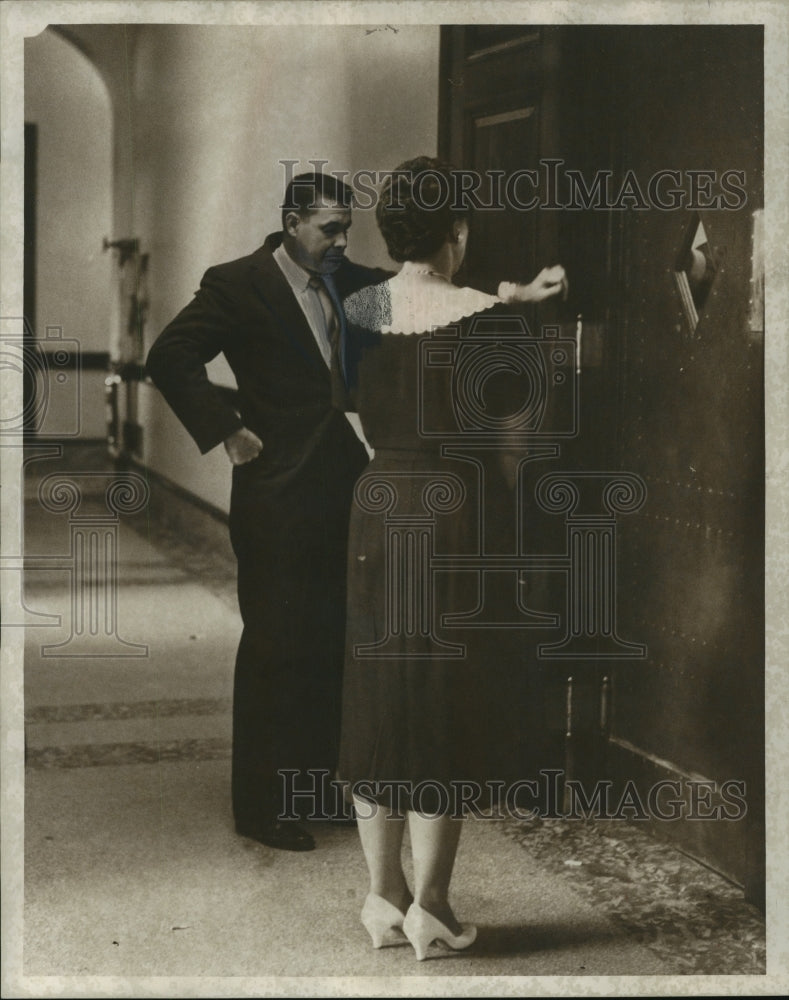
439;25;764;903
603;26;764;905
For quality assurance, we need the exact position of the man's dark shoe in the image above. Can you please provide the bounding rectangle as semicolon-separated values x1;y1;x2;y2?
236;820;315;852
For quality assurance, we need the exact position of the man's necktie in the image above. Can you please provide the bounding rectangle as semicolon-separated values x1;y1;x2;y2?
309;273;347;387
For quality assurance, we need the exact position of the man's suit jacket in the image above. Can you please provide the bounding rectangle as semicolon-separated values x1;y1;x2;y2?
146;232;390;510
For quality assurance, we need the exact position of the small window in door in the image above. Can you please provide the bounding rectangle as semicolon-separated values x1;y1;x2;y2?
674;213;718;334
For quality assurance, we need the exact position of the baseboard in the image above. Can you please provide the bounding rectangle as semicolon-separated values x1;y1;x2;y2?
605;735;759;895
128;458;229;526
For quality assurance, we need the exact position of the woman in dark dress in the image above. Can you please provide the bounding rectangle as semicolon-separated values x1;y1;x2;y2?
338;157;567;960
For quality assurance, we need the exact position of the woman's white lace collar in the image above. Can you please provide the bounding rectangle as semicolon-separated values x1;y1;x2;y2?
382;274;499;335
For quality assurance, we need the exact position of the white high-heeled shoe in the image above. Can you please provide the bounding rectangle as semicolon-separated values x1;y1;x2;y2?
360;893;409;949
402;902;477;961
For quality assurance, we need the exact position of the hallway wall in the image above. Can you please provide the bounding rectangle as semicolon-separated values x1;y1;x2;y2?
24;29;113;439
128;25;440;511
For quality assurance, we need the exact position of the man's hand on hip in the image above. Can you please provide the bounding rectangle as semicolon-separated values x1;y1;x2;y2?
224;427;263;465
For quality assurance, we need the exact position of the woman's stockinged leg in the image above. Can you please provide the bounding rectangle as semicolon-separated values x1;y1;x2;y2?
407;811;464;935
352;795;413;914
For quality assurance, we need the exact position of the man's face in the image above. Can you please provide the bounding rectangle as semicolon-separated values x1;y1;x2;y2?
284;203;352;275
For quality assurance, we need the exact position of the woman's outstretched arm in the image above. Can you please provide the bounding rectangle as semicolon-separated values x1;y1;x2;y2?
498;265;569;304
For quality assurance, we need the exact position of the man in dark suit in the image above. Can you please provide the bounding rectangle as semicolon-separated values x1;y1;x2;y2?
146;173;389;851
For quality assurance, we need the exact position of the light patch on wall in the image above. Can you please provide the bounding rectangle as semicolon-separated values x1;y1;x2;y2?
674;213;718;335
748;208;764;341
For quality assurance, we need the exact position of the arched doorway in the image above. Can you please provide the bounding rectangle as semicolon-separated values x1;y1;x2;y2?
24;27;117;441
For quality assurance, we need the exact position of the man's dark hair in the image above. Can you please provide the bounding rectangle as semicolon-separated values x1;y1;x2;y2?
376;156;470;263
281;172;354;228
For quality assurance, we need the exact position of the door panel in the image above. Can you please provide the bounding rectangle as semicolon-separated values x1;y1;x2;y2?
439;25;764;900
609;27;764;898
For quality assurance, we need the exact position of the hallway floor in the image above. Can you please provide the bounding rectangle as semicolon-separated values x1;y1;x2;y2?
19;445;767;993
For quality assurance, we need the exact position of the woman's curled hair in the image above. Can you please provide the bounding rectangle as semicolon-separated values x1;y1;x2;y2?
376;156;470;263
